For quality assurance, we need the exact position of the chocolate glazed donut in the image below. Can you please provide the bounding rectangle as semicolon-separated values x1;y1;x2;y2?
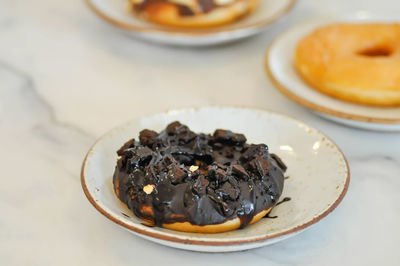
113;121;286;233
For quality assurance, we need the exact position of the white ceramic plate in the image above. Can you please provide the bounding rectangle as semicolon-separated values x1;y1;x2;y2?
81;106;349;252
86;0;296;46
265;14;400;132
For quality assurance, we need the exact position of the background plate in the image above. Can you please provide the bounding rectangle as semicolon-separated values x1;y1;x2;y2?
265;14;400;132
86;0;296;46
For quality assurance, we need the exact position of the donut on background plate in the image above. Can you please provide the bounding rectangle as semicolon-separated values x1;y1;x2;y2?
130;0;259;28
295;23;400;107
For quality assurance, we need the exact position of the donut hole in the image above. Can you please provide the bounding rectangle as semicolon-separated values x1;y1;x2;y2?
357;45;393;57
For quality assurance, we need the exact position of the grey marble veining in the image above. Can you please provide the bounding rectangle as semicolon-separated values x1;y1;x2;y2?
1;0;399;265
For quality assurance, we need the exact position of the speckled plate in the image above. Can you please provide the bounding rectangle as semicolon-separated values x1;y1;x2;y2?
81;106;349;252
86;0;296;46
265;13;400;132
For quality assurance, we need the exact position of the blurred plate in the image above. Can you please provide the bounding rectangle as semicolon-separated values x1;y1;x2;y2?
265;14;400;132
86;0;296;46
81;106;349;252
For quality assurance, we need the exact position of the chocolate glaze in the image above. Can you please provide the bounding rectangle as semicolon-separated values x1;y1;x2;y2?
113;121;287;229
263;197;291;219
133;0;224;17
264;213;278;219
275;197;291;206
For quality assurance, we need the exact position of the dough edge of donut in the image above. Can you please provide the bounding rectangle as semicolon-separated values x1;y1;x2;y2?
161;207;272;233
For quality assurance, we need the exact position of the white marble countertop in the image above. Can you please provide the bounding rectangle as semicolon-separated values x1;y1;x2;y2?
1;0;399;265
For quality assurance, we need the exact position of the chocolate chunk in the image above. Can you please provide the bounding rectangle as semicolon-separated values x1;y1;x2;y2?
163;154;176;165
232;164;249;178
213;129;247;146
207;164;228;183
217;182;239;200
168;165;187;184
256;156;270;172
214;162;227;170
227;176;239;187
166;122;196;143
139;129;158;146
178;131;196;144
117;139;135;156
172;153;194;165
231;134;246;145
215;169;228;182
240;144;268;162
136;146;152;159
121;148;136;158
166;121;182;135
271;153;287;171
249;156;270;177
193;175;209;196
213;129;228;140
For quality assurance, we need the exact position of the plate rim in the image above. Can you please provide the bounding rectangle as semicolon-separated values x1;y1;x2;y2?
264;22;400;125
85;0;297;36
81;106;350;247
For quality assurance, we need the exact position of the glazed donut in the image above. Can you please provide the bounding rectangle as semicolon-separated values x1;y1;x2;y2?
113;121;287;233
130;0;259;28
294;23;400;106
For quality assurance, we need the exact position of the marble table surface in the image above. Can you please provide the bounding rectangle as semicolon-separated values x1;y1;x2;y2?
1;0;399;265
